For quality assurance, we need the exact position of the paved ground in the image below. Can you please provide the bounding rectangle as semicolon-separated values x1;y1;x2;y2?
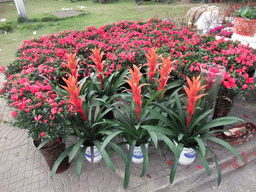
1;72;256;192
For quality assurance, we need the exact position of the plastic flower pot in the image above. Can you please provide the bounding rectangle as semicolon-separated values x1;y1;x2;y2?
234;17;256;37
34;139;70;173
179;147;196;165
85;146;102;163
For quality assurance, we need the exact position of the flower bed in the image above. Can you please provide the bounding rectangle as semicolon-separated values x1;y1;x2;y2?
0;18;255;139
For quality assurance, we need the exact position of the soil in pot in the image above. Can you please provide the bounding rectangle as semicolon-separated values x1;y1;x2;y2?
34;139;70;173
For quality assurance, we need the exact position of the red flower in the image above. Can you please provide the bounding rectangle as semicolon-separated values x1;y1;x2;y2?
41;132;45;137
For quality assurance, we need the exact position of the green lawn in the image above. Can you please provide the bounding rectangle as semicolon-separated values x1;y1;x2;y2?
0;0;215;66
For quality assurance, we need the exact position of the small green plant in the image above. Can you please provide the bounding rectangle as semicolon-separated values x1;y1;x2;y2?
233;5;256;20
0;22;15;33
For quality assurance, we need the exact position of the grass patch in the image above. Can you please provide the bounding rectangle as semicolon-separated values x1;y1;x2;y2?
0;0;220;66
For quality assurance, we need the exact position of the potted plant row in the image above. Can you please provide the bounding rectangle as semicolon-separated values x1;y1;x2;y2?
5;48;244;189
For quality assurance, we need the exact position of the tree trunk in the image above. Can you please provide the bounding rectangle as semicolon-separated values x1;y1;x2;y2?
14;0;28;20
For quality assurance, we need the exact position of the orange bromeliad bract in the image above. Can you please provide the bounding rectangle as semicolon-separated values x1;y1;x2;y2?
157;56;174;92
145;48;159;83
184;76;205;131
91;48;104;85
125;65;146;122
62;53;87;121
63;53;80;79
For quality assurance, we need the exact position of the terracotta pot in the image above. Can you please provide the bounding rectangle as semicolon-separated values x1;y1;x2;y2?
234;17;256;37
33;139;70;173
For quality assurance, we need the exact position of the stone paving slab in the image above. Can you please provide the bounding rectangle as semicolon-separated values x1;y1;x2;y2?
1;73;256;191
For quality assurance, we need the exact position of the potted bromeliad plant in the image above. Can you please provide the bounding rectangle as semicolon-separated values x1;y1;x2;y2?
100;51;183;188
233;5;256;36
143;75;245;186
50;49;128;178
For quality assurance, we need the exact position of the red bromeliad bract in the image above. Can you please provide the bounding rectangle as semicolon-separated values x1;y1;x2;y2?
61;54;87;121
184;76;205;131
125;65;146;122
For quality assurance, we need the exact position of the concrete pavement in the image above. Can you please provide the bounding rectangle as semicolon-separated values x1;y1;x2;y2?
1;73;256;192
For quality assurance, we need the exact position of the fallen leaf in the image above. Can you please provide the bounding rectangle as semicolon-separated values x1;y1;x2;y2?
146;173;152;178
244;114;249;118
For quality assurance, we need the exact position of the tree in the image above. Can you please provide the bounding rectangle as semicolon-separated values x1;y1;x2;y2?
14;0;28;20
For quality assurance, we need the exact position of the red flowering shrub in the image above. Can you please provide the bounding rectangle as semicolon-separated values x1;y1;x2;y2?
1;18;255;139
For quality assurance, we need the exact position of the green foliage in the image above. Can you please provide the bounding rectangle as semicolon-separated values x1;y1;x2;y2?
233;5;256;20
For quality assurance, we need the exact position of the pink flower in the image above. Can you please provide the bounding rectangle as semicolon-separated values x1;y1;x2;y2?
11;95;19;101
242;84;248;90
43;119;48;123
41;132;45;137
11;111;18;117
51;107;58;115
34;115;42;121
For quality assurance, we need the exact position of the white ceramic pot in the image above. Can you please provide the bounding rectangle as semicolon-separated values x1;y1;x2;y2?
125;139;150;164
178;147;196;165
85;146;102;163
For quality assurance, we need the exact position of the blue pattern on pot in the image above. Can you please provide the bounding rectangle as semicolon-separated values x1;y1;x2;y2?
179;147;196;165
85;146;102;163
184;150;196;158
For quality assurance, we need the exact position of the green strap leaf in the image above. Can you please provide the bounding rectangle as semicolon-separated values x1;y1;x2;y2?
193;117;244;136
51;144;74;179
194;148;211;176
206;148;222;186
194;137;206;157
94;140;115;172
140;144;149;178
207;137;244;162
159;134;177;154
174;93;185;125
148;130;158;149
69;138;85;163
169;146;182;184
188;109;213;134
142;125;174;136
100;130;123;150
148;108;178;133
108;142;128;165
76;146;86;176
124;140;136;189
37;139;53;150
